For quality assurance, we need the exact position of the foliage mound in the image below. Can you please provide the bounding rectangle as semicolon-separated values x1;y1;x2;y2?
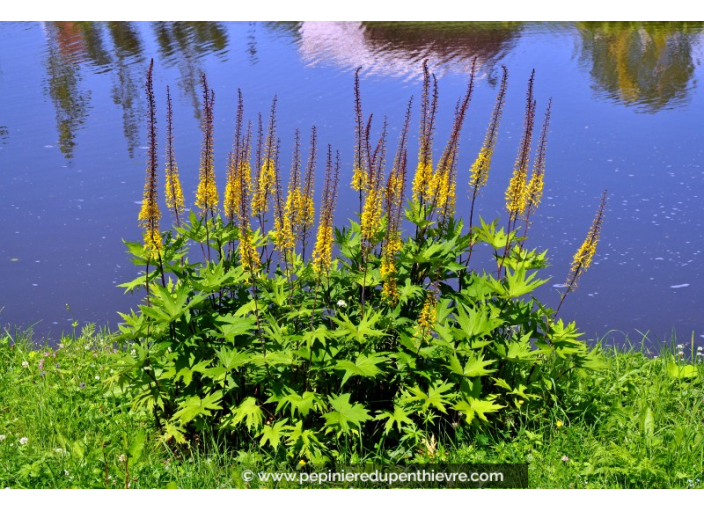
113;60;605;465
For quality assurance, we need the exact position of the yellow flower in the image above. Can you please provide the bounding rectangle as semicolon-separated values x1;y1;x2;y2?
251;158;276;217
139;59;162;259
298;459;306;466
556;420;563;428
417;291;437;337
238;225;260;276
312;224;333;273
525;100;552;216
566;191;607;290
195;76;218;215
351;165;367;192
505;70;536;217
360;185;383;242
469;66;507;193
412;160;433;203
165;86;185;225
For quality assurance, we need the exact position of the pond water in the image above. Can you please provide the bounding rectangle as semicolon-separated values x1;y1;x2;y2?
1;21;704;347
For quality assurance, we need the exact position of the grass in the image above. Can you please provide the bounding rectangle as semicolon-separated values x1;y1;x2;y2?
1;326;703;488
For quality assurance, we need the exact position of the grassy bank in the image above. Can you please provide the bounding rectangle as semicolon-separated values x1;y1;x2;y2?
1;327;702;489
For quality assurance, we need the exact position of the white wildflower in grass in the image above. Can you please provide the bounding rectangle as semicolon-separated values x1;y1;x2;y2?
95;375;100;380
21;361;29;368
19;437;28;445
337;299;347;307
118;454;126;463
561;455;569;462
0;435;6;442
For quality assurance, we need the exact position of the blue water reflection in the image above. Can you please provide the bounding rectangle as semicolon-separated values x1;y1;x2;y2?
0;21;703;347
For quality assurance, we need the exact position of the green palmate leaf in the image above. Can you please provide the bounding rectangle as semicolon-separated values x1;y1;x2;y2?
259;419;289;450
303;325;331;349
454;396;504;424
401;381;455;414
487;266;548;299
215;347;252;372
118;273;148;294
250;350;295;367
285;420;324;459
172;391;223;426
548;319;589;359
262;276;288;307
335;353;389;387
230;397;264;431
162;423;187;444
455;303;504;340
332;310;386;344
475;217;510;250
507;384;536;400
398;279;424;305
491;378;512;391
447;353;496;378
174;358;211;387
375;406;414;434
493;333;538;363
277;391;324;418
323;393;372;435
216;314;256;342
193;261;238;293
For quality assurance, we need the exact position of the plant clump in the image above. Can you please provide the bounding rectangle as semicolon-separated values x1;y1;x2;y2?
115;60;606;466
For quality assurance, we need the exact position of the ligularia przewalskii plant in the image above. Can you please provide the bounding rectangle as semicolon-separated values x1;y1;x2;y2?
116;57;606;464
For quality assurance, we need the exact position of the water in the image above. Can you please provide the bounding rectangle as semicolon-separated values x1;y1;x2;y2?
1;21;703;346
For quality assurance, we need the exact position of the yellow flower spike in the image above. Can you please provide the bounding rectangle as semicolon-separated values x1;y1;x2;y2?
555;190;607;316
567;191;607;289
252;157;276;217
351;165;367;192
238;225;260;277
195;74;218;216
469;66;508;193
431;60;475;219
164;86;185;227
351;68;369;194
417;290;438;338
525;99;552;216
360;185;383;242
506;70;536;218
312;224;333;273
138;59;162;259
274;129;303;254
413;61;437;204
224;90;249;224
252;97;278;219
412;160;434;202
312;146;340;274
